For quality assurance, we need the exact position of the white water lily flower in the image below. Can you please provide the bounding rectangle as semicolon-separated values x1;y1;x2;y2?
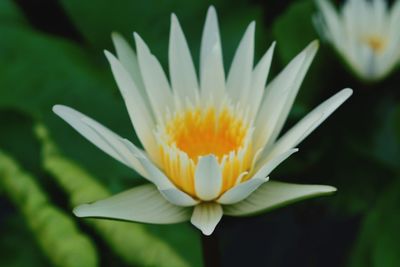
315;0;400;81
53;6;352;235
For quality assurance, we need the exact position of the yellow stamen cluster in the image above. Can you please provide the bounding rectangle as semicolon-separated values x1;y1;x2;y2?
156;104;253;198
363;35;386;53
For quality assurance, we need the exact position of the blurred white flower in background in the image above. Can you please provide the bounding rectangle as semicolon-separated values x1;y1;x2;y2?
54;6;351;235
315;0;400;81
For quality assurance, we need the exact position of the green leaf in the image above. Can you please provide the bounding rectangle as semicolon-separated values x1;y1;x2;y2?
349;179;400;267
0;22;137;189
59;0;266;67
371;101;400;171
35;125;202;267
0;110;42;177
0;150;98;267
271;0;332;113
272;0;317;64
0;0;27;25
0;215;48;267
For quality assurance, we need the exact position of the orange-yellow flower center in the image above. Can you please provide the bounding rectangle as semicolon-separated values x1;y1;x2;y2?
363;35;386;53
156;105;253;198
167;107;247;161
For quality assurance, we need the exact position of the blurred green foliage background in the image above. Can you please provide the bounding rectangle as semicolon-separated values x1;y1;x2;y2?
0;0;399;266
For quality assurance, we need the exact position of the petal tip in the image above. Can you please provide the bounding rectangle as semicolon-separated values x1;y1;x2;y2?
52;104;62;114
190;215;218;236
323;185;337;193
206;5;217;19
73;204;91;217
52;104;69;116
342;88;353;97
171;13;178;23
103;50;114;60
111;31;121;40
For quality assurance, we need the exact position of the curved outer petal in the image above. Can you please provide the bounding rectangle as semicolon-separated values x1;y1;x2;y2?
200;6;225;103
169;14;199;103
266;88;352;160
217;177;267;205
265;41;319;148
253;49;306;150
191;203;223;236
159;188;199;207
52;105;148;179
246;42;275;117
194;155;223;201
104;51;159;162
218;148;298;205
223;181;337;216
73;184;191;224
135;157;198;206
134;33;173;120
226;22;255;102
316;0;343;44
111;32;146;99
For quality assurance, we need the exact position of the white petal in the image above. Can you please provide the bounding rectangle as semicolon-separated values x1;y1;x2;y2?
135;156;200;206
200;6;225;102
223;181;336;216
267;41;319;146
134;33;173;119
246;42;275;117
253;148;299;179
218;148;298;205
217;177;267;205
268;88;352;159
169;14;199;102
135;156;175;189
111;32;146;96
159;188;199;207
190;203;223;235
253;49;306;150
226;22;255;102
74;184;191;224
194;155;223;201
316;0;343;43
104;51;159;161
52;105;148;179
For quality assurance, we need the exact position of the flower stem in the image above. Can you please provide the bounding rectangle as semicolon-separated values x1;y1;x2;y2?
201;233;221;267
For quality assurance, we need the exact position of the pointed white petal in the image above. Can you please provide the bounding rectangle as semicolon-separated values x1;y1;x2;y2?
218;148;298;205
135;156;200;207
104;51;159;161
268;88;352;159
159;188;199;207
134;33;173;119
135;156;175;189
253;148;299;178
316;0;343;43
52;105;148;178
169;14;199;102
267;41;319;145
253;50;306;150
190;203;223;235
200;6;225;102
111;32;146;95
73;184;191;224
223;181;336;216
247;42;275;116
217;177;268;205
194;155;223;201
226;22;255;102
